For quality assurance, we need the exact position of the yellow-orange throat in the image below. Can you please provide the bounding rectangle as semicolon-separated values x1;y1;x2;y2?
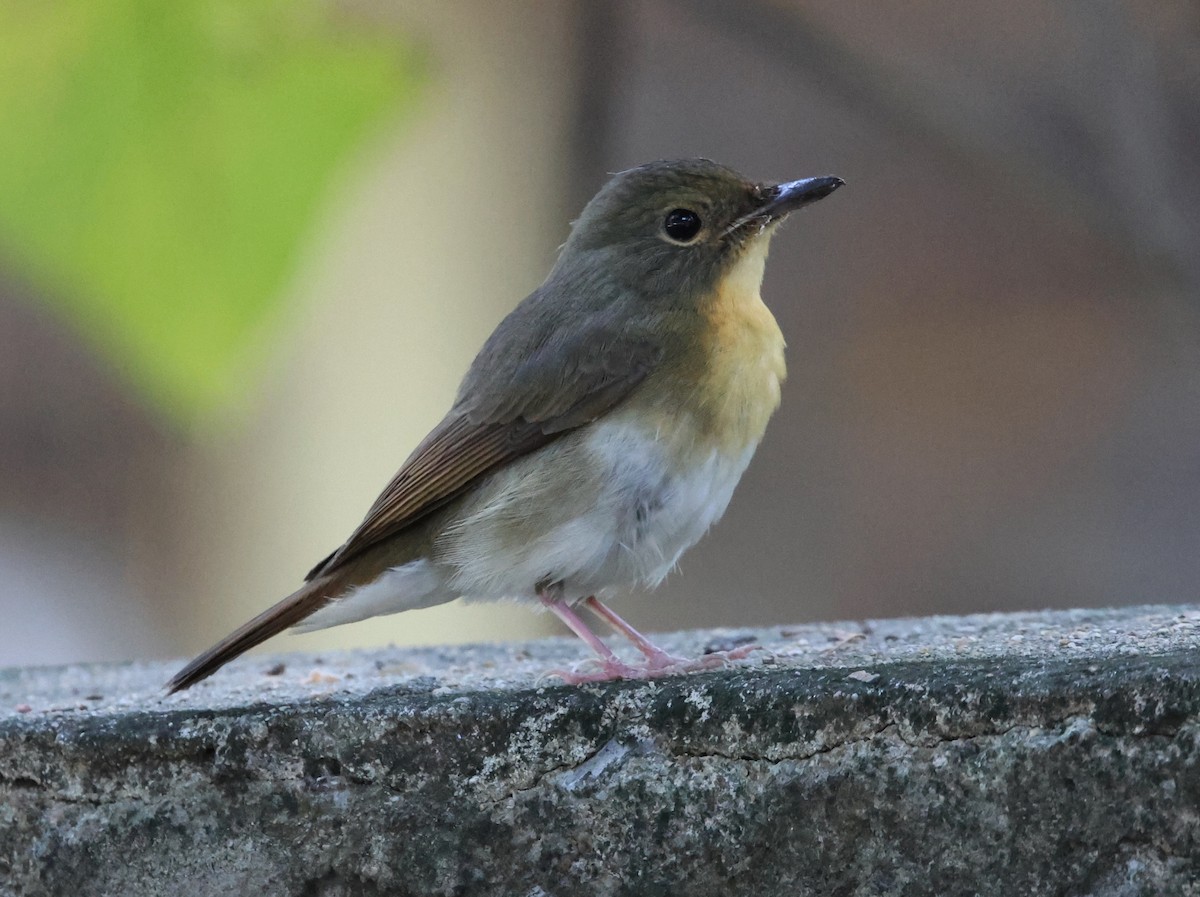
697;234;787;454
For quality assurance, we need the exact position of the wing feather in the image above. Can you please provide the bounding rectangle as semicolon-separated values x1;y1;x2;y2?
306;292;664;581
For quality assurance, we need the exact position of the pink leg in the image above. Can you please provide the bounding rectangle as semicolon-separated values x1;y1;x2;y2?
583;597;689;670
540;591;644;683
585;595;760;674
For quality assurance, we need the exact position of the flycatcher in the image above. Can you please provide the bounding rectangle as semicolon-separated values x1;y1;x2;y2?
168;159;842;692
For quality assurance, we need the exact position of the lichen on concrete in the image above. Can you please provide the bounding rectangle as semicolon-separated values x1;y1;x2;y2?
2;605;1200;896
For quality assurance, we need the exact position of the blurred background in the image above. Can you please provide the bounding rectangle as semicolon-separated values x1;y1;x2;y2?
2;0;1199;668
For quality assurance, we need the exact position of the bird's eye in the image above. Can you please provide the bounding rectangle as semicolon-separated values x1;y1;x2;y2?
663;208;702;243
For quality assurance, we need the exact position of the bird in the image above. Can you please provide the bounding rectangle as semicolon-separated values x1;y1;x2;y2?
167;159;842;693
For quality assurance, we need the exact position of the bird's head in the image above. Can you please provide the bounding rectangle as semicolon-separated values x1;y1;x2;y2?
557;158;842;305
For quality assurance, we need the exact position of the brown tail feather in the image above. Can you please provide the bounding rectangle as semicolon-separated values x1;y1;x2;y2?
166;576;340;693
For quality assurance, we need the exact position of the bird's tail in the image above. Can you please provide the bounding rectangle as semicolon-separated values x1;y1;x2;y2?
165;575;341;694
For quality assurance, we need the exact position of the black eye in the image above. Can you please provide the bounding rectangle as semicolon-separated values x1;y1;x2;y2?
663;208;702;242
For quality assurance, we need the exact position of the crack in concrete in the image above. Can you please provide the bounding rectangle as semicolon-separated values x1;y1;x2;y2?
3;709;1192;811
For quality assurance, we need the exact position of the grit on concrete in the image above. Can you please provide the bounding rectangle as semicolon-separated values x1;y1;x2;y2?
2;604;1200;896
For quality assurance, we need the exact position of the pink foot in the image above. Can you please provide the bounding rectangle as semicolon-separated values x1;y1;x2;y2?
706;643;760;663
644;643;761;675
640;646;693;671
547;644;760;684
539;591;761;685
548;658;650;685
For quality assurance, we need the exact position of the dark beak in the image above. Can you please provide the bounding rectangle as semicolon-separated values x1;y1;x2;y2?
760;176;844;219
727;175;843;235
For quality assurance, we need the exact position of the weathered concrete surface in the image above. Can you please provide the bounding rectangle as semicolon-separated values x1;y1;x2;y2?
2;604;1200;896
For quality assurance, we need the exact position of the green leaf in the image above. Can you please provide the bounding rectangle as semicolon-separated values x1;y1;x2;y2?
0;0;422;422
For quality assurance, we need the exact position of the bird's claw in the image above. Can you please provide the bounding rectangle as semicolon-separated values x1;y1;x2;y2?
547;658;649;685
546;644;760;684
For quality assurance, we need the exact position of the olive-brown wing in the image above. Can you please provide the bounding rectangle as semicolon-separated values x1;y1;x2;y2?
306;324;663;581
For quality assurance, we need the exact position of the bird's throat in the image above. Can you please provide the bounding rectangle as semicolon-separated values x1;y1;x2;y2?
693;236;788;455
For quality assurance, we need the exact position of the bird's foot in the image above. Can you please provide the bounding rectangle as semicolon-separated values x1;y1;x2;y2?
708;642;761;664
548;657;651;685
647;642;761;675
639;645;693;671
547;644;760;684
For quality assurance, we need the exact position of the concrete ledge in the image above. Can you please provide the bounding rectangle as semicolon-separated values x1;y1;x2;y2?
3;605;1200;896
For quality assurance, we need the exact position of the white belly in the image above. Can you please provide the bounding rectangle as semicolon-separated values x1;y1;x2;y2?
299;418;761;632
443;417;759;603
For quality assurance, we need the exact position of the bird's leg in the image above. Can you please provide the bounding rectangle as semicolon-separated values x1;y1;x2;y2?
582;596;689;670
539;589;644;683
585;595;760;674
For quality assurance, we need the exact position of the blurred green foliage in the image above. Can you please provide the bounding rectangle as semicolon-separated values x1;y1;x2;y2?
0;0;422;423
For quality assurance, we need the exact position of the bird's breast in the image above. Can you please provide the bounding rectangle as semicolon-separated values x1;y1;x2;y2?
669;238;787;458
436;240;788;601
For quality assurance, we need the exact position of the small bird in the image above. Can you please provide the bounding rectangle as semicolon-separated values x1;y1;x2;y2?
167;159;842;692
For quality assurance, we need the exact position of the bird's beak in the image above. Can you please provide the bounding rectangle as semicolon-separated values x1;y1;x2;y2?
759;176;844;220
726;175;843;235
